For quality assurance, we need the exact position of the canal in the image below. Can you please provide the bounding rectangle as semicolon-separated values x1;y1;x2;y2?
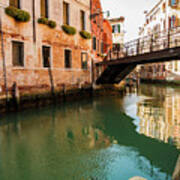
0;84;179;180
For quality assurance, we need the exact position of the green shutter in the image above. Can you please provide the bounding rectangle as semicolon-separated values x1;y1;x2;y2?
118;24;121;33
112;25;115;33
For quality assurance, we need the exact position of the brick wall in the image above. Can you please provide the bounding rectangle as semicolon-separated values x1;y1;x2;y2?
91;0;104;62
103;19;112;54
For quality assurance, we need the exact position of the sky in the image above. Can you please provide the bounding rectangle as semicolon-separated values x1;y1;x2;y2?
101;0;159;42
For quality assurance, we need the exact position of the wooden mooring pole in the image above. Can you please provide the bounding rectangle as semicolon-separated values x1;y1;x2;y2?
173;155;180;180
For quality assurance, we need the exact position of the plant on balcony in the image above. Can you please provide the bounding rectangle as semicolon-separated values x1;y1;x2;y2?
38;17;56;29
62;24;76;35
5;6;30;22
79;30;91;39
48;20;56;28
38;17;48;25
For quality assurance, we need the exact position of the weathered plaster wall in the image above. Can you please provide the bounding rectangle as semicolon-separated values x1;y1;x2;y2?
0;0;91;93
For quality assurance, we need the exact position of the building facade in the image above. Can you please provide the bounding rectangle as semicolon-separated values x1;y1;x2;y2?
102;19;112;55
137;86;180;149
109;16;125;46
139;0;180;82
90;0;112;62
0;0;91;95
91;0;104;63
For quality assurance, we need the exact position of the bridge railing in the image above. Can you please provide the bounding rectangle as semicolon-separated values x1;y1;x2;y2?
94;26;180;83
105;26;180;61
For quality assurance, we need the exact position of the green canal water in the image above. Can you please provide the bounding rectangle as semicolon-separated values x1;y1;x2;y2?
0;84;179;180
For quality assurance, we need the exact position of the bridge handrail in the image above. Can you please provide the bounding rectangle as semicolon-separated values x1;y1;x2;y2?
102;26;180;61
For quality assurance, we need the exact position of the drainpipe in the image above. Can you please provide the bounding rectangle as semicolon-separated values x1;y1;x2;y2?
90;0;94;84
0;4;9;103
32;0;36;43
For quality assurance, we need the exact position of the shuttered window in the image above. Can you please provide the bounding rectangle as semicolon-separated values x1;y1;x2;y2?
63;2;69;25
64;49;72;68
93;37;96;50
112;25;115;33
101;42;104;54
112;24;121;33
41;0;48;18
170;15;176;28
171;0;177;6
97;40;99;53
81;52;88;70
118;24;121;33
12;41;24;67
10;0;20;8
42;46;51;68
80;10;85;30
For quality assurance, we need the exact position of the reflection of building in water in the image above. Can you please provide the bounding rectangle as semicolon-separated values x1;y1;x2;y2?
166;94;180;149
129;177;147;180
0;105;112;154
138;88;180;149
138;101;165;140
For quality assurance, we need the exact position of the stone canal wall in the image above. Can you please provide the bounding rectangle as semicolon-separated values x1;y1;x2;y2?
0;83;93;113
0;83;126;114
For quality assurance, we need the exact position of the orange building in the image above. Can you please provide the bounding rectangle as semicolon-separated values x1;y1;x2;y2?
91;0;104;63
90;0;112;63
103;19;113;55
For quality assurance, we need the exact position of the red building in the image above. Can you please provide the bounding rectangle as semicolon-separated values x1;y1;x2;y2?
90;0;112;62
103;19;113;55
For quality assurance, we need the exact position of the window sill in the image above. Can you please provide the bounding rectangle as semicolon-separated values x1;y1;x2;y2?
12;66;25;70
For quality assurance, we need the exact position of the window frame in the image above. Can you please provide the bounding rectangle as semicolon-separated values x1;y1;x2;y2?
64;49;72;69
42;45;51;68
12;41;24;67
171;15;176;28
9;0;20;9
92;37;96;50
171;0;177;6
80;10;86;31
81;52;88;70
40;0;49;18
63;1;70;25
101;42;104;54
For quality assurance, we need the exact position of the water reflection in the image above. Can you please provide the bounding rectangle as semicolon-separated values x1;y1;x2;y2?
136;85;180;149
0;90;179;180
